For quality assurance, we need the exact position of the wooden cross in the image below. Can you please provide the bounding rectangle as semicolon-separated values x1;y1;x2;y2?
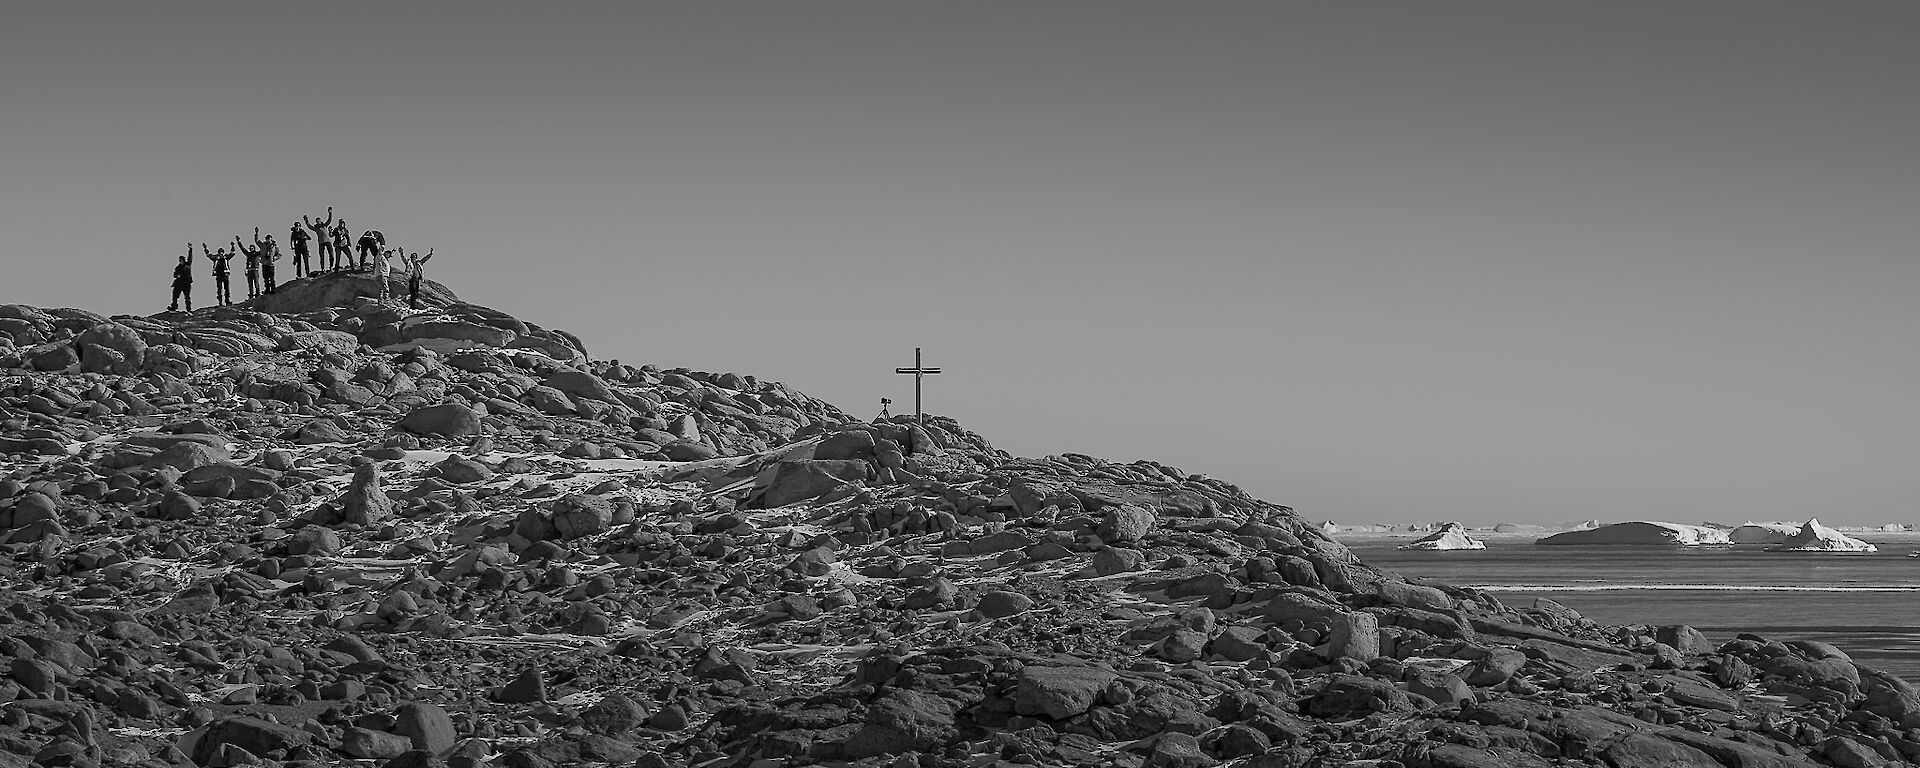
893;347;942;428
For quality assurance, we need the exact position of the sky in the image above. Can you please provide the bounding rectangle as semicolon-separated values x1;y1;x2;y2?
4;1;1918;526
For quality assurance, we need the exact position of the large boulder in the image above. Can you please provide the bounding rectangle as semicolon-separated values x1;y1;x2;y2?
543;370;618;403
75;322;147;374
401;318;516;348
251;272;460;314
178;463;283;499
277;329;361;356
1014;665;1117;720
399;403;483;438
762;460;870;508
190;717;315;766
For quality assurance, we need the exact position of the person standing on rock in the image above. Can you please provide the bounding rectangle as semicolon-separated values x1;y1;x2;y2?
203;242;234;306
404;248;433;308
304;207;334;272
373;245;395;302
288;220;311;279
234;235;262;299
356;228;385;270
330;218;351;272
254;228;281;294
168;246;194;312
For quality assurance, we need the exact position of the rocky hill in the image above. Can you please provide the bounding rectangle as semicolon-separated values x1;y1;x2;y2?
0;269;1914;768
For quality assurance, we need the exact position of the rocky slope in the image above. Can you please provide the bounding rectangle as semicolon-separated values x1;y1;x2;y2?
1;269;1916;768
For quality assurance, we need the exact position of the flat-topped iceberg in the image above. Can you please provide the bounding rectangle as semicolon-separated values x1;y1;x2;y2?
1765;518;1878;553
1730;522;1800;545
1397;522;1486;551
1535;521;1732;546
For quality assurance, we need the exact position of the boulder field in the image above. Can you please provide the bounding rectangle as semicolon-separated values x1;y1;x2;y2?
0;270;1912;767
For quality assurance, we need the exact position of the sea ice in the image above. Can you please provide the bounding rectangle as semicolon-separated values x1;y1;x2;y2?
1535;521;1733;546
1397;522;1486;551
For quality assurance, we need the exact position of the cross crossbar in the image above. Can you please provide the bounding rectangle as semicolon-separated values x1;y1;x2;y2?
893;347;941;427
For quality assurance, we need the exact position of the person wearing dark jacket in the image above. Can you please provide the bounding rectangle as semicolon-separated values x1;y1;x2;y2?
289;221;311;279
169;246;194;312
203;242;234;305
235;236;262;299
305;207;336;272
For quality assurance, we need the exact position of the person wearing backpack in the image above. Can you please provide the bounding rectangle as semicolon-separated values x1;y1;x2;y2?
305;207;335;272
203;241;234;306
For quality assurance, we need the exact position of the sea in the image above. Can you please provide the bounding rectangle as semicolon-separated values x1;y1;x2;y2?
1340;532;1920;681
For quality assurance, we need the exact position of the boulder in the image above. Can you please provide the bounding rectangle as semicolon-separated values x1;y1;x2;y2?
399;403;483;438
338;463;394;526
1015;665;1117;720
762;460;870;508
552;494;614;540
75;322;146;374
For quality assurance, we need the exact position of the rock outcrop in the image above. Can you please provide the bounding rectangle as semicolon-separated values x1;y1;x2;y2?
0;266;1905;767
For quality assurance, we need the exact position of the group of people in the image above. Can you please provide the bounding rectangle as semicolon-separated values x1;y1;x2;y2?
168;206;437;312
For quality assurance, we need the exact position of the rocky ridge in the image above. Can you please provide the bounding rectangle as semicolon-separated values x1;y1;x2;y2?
0;270;1915;767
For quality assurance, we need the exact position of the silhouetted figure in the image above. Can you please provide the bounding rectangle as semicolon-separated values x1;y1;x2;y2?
203;242;234;305
305;207;334;271
330;218;351;272
235;236;262;299
288;221;311;279
356;229;385;269
878;398;892;420
405;248;434;308
169;247;194;312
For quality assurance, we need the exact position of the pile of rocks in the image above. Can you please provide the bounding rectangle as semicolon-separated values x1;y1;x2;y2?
0;270;1910;767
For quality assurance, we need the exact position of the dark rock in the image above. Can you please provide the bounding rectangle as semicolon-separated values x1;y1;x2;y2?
1016;665;1117;720
399;403;483;438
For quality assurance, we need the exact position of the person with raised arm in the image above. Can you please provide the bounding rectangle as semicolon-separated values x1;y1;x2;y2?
253;228;281;294
304;207;335;272
204;241;234;306
235;235;262;299
168;244;194;312
288;220;311;279
404;247;434;308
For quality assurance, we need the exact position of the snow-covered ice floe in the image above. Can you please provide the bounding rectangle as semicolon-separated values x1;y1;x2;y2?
1730;522;1800;545
1535;521;1732;546
1764;518;1877;553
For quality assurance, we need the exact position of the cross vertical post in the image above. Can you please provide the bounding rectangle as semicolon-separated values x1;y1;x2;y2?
893;347;942;429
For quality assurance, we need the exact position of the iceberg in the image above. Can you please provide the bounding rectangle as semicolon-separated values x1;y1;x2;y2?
1764;518;1878;553
1729;522;1799;545
1535;521;1733;546
1397;522;1486;551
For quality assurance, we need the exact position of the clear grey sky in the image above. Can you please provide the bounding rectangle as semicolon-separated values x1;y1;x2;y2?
5;2;1918;526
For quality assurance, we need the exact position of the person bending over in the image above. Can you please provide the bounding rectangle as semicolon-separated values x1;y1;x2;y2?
356;228;385;269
